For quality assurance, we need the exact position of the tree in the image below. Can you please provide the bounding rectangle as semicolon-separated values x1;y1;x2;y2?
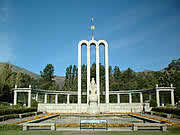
39;64;57;90
0;63;12;102
113;66;121;80
40;64;55;81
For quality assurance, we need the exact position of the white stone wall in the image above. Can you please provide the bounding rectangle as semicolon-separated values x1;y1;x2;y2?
38;103;150;113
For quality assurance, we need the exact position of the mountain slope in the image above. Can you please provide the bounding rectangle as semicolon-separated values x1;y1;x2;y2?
0;63;65;89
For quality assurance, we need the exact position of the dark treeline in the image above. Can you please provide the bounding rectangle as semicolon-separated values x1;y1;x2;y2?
63;59;180;104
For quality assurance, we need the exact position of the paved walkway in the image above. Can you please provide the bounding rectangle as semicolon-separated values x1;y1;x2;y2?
0;113;47;125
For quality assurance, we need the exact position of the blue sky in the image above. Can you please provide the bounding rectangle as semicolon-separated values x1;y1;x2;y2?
0;0;180;76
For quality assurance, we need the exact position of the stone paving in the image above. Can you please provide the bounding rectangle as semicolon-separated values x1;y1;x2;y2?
0;113;180;126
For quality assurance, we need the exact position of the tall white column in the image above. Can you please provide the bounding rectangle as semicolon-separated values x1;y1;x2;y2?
156;90;160;107
67;94;70;104
105;42;109;103
35;93;38;101
140;93;143;104
44;93;47;104
28;91;31;108
96;44;100;104
117;94;120;104
171;90;175;106
14;91;17;105
55;94;58;104
129;93;132;104
78;43;82;104
87;44;90;104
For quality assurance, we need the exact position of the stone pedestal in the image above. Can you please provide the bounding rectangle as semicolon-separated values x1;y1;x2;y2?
88;93;99;114
88;102;99;114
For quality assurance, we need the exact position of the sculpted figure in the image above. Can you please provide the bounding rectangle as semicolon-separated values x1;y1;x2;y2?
89;78;98;103
90;78;97;95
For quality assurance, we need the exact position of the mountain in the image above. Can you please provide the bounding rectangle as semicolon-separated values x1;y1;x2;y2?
0;63;65;89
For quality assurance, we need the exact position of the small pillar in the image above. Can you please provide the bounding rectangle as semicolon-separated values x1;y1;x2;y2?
35;93;38;101
117;94;120;104
129;93;132;104
140;93;143;104
55;94;58;104
44;93;47;104
28;91;31;108
14;91;17;105
171;90;175;106
67;94;70;104
156;90;160;107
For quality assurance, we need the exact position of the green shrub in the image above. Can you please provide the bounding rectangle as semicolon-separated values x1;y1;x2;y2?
0;107;37;116
31;99;38;108
0;124;22;131
152;107;180;115
150;99;157;107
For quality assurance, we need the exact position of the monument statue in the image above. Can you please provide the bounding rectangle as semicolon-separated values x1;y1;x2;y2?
89;78;98;103
88;78;99;114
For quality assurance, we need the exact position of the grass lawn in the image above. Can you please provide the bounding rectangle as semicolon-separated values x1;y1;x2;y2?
0;127;180;135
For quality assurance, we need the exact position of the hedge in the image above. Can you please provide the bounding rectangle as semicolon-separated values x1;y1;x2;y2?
0;112;42;122
0;107;37;116
0;124;22;131
152;107;180;115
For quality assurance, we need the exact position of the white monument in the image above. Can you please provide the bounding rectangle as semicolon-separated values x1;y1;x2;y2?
78;18;109;104
15;18;172;113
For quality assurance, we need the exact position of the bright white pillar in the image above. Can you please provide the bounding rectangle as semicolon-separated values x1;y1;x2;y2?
129;93;132;104
35;93;38;101
117;94;120;104
55;94;58;104
28;91;31;108
44;93;47;104
104;41;109;103
140;93;143;104
14;91;17;105
67;94;70;104
78;42;82;104
156;90;160;107
87;44;90;104
171;84;175;106
96;44;100;104
171;90;175;106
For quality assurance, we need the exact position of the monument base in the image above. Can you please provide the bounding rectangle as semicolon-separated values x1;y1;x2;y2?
88;102;100;114
38;103;151;113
